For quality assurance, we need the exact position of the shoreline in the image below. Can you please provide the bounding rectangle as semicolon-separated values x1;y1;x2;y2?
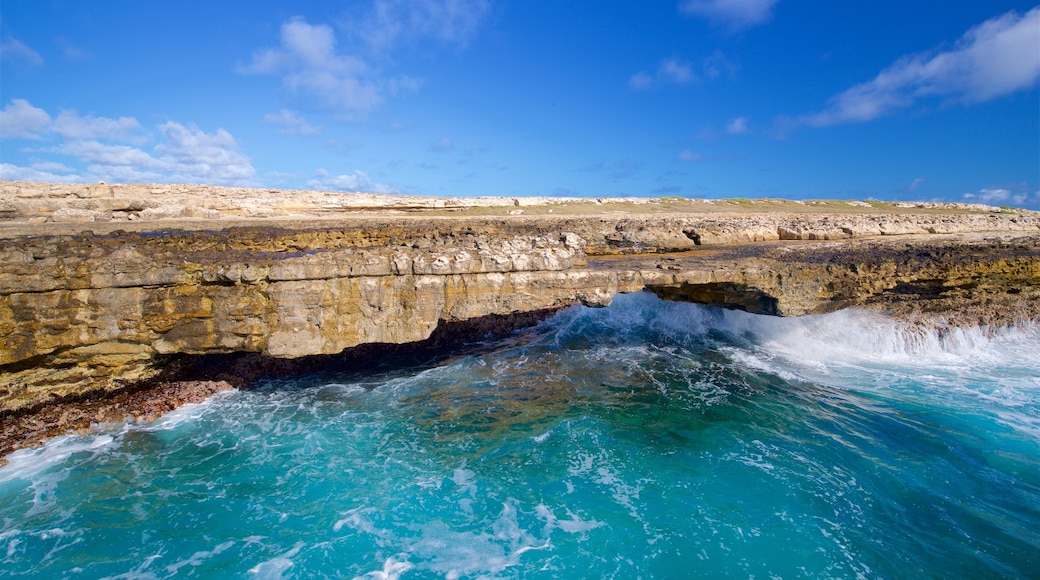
2;181;1039;465
0;308;559;464
3;295;1038;466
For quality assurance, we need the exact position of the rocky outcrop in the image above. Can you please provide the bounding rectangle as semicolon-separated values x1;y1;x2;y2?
2;182;1039;415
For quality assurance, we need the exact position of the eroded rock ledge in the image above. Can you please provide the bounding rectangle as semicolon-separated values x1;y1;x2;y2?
2;182;1039;419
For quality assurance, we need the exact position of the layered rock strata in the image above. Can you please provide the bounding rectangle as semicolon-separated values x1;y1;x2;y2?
2;182;1039;417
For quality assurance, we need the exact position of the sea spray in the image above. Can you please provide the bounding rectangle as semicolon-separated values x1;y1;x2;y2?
1;292;1038;578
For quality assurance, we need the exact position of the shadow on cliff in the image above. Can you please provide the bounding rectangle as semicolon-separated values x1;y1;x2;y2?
0;308;565;464
183;308;563;390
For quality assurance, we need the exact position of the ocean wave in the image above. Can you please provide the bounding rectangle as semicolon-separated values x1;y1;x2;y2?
552;291;1039;368
2;291;1037;578
0;391;238;486
0;433;117;487
535;292;1040;443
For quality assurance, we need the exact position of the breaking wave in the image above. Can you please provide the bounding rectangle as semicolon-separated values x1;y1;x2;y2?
1;292;1038;577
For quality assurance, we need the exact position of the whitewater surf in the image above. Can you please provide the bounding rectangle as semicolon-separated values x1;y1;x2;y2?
2;292;1038;578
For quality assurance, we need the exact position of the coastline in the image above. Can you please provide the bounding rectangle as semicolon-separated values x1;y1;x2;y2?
2;293;1037;466
2;181;1039;464
0;308;559;464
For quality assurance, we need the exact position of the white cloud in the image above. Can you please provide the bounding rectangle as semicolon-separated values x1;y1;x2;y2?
430;137;454;151
582;159;641;180
660;58;696;84
0;99;51;138
48;124;256;185
804;7;1040;127
904;177;926;192
241;3;489;116
962;186;1038;208
307;168;398;193
680;0;778;31
971;187;1012;203
677;149;707;162
0;36;43;67
53;110;143;141
241;18;389;116
1;99;256;186
56;140;159;168
628;72;655;91
703;50;739;80
726;116;749;134
965;187;1031;207
152;122;256;184
31;161;75;173
56;37;90;62
0;163;82;182
358;0;491;52
1;100;144;142
263;109;320;135
630;58;697;90
630;52;738;90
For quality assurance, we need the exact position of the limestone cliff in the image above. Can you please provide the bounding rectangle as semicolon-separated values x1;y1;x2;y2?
2;182;1039;414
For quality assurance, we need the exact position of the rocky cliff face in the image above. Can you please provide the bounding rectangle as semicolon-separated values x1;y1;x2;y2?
2;182;1039;414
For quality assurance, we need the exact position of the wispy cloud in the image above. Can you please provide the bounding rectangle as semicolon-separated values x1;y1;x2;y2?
356;0;491;52
630;52;737;90
49;123;254;184
242;2;489;118
676;149;747;163
153;122;255;183
702;50;739;80
583;159;642;180
0;99;51;138
429;137;454;152
0;99;255;185
679;0;778;31
240;18;395;116
962;185;1039;209
677;149;706;162
803;7;1040;127
263;109;320;135
630;58;696;89
725;116;749;134
56;37;90;62
901;177;926;193
52;111;143;142
1;99;143;142
652;185;683;194
0;35;43;67
0;162;83;183
307;168;398;193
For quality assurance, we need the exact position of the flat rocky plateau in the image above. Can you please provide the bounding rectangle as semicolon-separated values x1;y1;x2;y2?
2;181;1039;461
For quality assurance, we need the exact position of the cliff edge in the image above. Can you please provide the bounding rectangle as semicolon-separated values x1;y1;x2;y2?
2;181;1039;419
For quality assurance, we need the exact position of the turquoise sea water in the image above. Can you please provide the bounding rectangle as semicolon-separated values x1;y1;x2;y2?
2;292;1039;579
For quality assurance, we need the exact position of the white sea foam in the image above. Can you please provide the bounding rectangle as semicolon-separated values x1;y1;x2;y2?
585;292;1040;371
535;503;603;535
451;465;476;490
165;540;235;575
407;503;550;579
0;433;115;485
353;555;414;580
715;305;1038;372
549;292;716;347
248;541;304;579
143;390;237;433
333;507;384;537
558;292;1040;445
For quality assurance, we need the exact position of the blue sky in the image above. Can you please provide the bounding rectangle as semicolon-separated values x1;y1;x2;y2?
1;1;1038;208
